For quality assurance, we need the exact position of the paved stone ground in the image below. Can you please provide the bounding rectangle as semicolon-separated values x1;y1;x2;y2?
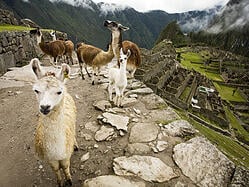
0;59;247;187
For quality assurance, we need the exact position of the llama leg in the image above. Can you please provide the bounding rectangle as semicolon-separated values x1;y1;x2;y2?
49;160;63;187
91;67;97;85
74;138;79;151
84;64;91;78
108;82;114;101
115;87;121;106
120;87;125;107
78;62;85;80
130;68;136;78
60;159;72;186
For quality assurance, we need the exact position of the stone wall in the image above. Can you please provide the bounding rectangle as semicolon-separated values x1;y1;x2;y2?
0;9;18;25
0;31;40;75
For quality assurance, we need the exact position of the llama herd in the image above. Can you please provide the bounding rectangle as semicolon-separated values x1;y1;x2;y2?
30;20;141;186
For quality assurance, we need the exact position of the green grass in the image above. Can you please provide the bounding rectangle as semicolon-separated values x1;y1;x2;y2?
214;82;246;102
0;24;34;32
176;110;249;168
180;52;223;81
0;24;55;33
180;86;191;101
224;106;249;144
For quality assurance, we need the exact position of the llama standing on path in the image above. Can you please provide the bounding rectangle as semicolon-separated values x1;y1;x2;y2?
104;20;141;78
31;28;65;66
31;58;78;186
108;48;131;107
76;42;114;85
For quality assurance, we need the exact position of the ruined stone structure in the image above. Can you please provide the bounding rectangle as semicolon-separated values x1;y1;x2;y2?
136;42;229;130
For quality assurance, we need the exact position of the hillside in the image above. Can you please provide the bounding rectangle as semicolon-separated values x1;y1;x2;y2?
190;0;249;57
0;0;220;49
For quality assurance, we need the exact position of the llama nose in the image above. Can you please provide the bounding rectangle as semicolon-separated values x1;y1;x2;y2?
120;59;123;63
40;105;51;115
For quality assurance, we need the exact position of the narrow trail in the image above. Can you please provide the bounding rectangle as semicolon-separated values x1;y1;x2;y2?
0;60;239;186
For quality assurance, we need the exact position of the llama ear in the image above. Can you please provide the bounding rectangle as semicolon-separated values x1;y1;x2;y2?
31;58;44;79
127;49;131;58
118;24;129;31
57;63;70;82
120;48;124;55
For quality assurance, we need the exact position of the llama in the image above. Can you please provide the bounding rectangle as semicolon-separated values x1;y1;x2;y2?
30;28;65;66
104;20;141;78
108;48;131;107
76;42;114;85
31;58;78;186
50;30;56;41
49;30;74;65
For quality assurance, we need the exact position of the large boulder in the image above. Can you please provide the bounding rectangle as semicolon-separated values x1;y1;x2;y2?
173;136;235;187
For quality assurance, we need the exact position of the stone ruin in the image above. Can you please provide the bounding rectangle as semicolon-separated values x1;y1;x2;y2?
136;42;229;133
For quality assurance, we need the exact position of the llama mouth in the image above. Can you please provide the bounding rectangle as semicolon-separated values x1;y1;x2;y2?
40;109;50;115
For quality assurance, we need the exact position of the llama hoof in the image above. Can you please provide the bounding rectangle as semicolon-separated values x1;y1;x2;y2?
64;179;72;186
74;145;79;152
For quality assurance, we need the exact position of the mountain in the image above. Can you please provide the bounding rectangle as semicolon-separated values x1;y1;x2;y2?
0;0;221;49
190;0;249;57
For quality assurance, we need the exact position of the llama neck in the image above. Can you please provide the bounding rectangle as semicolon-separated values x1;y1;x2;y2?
39;38;50;54
119;63;127;79
111;30;122;58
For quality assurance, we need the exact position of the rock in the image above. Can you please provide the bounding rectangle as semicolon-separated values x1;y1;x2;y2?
78;132;93;141
162;120;196;137
173;136;235;187
133;108;141;115
84;121;100;133
156;140;168;152
94;126;115;142
93;100;111;111
140;93;167;110
126;87;153;95
129;123;159;143
83;175;146;187
81;152;90;162
128;94;138;98
149;108;180;122
127;143;151;154
105;107;126;114
121;97;137;107
230;166;249;187
102;112;129;131
113;155;177;182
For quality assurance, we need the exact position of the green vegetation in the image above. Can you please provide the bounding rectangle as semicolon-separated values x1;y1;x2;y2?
224;106;249;144
155;21;188;47
180;86;191;101
176;110;249;168
180;52;223;81
0;24;33;32
214;82;246;102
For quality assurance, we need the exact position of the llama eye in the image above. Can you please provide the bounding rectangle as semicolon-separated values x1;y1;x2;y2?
57;91;62;95
34;90;40;94
124;58;127;60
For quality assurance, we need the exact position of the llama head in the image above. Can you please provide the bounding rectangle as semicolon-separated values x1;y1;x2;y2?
31;58;70;115
119;48;131;66
30;27;42;44
50;30;56;41
104;20;129;32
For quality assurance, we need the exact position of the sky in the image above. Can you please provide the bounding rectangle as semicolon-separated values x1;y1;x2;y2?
91;0;230;13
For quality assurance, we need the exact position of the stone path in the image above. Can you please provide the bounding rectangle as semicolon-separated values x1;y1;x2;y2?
1;60;248;187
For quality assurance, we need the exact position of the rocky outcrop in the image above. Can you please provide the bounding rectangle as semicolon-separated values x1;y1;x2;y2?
0;9;18;25
173;136;235;187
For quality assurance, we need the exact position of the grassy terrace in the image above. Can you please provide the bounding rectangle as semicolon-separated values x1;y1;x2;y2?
0;24;53;32
214;82;246;102
224;106;249;144
177;110;249;168
180;51;223;81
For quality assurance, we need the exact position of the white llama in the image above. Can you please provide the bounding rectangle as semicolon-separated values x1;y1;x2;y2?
108;48;131;107
31;58;77;186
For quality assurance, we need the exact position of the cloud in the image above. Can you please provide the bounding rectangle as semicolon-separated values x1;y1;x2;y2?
97;2;129;15
91;0;229;13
